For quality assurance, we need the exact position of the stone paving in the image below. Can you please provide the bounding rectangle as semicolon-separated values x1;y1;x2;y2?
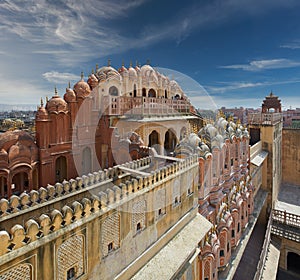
275;183;300;215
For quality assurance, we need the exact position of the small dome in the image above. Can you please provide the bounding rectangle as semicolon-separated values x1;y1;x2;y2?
135;65;141;75
73;80;91;99
188;133;201;147
87;74;99;89
141;65;158;84
36;106;49;120
118;65;128;74
141;64;154;75
8;143;31;163
128;66;137;79
96;66;121;82
46;95;68;113
64;87;76;102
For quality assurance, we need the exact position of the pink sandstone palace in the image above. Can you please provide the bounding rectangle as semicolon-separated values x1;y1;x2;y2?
0;62;299;280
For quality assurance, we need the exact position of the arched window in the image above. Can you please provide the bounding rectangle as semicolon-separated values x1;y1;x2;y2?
142;88;146;97
82;147;92;175
164;129;177;155
149;130;160;153
224;147;229;169
12;172;29;195
55;156;67;182
148;88;156;98
165;89;168;98
133;84;137;97
109;86;118;96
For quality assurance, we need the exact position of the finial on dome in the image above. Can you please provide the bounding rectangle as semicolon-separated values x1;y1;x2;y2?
40;97;44;107
122;60;124;66
68;81;71;88
46;96;48;102
130;60;132;67
146;59;150;65
108;59;111;66
54;86;58;96
81;71;84;80
91;68;94;74
96;63;99;71
136;60;138;67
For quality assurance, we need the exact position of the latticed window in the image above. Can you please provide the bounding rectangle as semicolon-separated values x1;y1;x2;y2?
101;211;120;257
0;263;32;280
154;188;166;219
57;235;85;280
172;179;181;207
204;259;211;279
132;200;146;234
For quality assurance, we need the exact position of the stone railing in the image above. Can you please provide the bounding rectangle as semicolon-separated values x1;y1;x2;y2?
0;156;151;219
102;96;191;116
272;209;300;228
0;155;198;258
271;209;300;243
254;213;272;280
248;113;282;125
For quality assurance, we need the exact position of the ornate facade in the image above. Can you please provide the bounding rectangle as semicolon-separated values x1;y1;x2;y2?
0;63;298;279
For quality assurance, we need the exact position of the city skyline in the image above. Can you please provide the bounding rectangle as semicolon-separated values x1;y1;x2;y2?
1;0;300;109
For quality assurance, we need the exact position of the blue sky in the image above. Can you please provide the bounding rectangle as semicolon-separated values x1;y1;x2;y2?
1;0;300;109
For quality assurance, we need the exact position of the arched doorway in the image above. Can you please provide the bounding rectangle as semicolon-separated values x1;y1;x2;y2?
133;84;137;97
148;88;156;98
287;252;300;274
149;130;160;153
164;129;177;155
0;176;8;197
12;172;29;194
55;156;67;182
142;88;146;97
82;147;92;175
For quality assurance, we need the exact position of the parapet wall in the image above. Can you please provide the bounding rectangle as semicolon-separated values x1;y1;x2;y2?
0;154;198;261
282;129;300;186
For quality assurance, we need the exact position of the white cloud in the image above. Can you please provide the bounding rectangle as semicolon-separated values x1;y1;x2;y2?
42;71;80;84
280;41;300;49
0;0;298;67
0;77;48;105
220;59;300;71
207;79;300;93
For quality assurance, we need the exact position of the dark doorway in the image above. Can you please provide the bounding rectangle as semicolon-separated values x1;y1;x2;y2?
287;252;300;275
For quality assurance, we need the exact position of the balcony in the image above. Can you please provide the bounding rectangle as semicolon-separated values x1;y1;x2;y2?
101;96;191;117
248;113;282;125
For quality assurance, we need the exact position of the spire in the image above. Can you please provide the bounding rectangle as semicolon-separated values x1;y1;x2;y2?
108;59;111;67
40;97;44;107
96;63;99;71
54;86;58;96
130;60;132;67
46;96;49;102
81;71;84;80
122;60;124;67
91;68;94;74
